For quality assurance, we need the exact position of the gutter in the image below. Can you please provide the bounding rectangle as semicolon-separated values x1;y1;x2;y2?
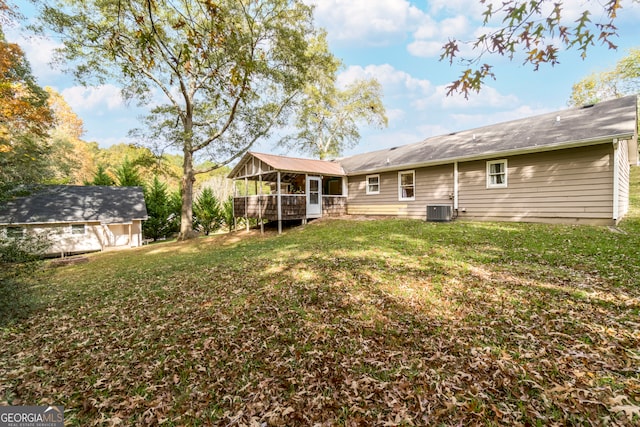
344;133;635;176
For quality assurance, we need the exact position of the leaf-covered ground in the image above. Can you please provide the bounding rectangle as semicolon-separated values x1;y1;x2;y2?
1;170;639;426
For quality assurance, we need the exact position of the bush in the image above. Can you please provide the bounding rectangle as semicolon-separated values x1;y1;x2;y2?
0;232;51;264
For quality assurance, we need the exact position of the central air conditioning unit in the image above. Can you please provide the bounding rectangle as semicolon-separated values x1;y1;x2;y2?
426;204;453;222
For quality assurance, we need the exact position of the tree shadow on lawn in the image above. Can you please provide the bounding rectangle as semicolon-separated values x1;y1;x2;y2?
0;265;46;328
3;219;638;426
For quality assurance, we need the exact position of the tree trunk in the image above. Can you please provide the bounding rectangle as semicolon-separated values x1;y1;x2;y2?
178;148;197;240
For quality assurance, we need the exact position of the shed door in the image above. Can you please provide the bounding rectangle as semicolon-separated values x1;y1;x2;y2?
306;176;322;218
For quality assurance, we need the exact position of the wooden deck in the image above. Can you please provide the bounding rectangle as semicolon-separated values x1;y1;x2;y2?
234;195;347;220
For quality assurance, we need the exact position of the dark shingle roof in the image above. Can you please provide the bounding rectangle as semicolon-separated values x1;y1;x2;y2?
0;186;148;225
339;95;638;174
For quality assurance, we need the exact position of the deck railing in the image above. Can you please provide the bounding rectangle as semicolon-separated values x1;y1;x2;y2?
234;195;347;220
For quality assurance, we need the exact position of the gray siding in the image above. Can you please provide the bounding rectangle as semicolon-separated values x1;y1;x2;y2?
458;144;614;223
348;164;453;218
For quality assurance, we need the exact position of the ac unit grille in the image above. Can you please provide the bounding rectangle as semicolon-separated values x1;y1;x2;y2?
426;204;452;222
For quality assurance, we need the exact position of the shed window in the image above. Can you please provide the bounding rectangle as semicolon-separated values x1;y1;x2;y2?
72;224;86;235
366;174;380;195
398;170;415;201
6;226;24;238
487;159;508;188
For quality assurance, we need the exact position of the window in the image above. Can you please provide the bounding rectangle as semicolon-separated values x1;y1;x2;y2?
71;224;86;235
366;174;380;195
398;170;415;201
6;226;24;238
486;159;508;188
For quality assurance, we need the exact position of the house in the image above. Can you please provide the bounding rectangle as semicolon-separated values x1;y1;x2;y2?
0;185;148;256
229;95;638;229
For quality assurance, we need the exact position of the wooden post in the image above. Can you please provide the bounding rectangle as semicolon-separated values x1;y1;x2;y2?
245;176;249;231
258;173;264;234
277;171;282;234
232;179;237;232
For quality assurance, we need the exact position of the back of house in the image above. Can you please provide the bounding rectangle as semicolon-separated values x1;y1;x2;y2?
340;95;638;225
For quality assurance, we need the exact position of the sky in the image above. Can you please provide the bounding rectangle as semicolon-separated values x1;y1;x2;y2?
6;0;640;160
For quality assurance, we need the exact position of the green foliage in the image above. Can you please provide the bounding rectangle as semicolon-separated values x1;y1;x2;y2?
0;231;51;264
85;164;114;186
114;157;144;187
0;133;53;200
193;187;221;236
167;189;182;233
569;47;640;106
221;196;235;232
441;0;627;97
143;176;175;241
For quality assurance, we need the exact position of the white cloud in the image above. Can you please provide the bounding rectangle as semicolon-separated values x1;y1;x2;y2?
308;0;425;44
61;85;124;112
406;40;442;58
3;28;64;80
338;64;432;97
426;84;519;109
427;0;488;17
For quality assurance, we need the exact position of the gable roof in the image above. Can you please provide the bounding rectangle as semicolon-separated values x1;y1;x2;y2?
228;151;345;178
0;186;148;225
339;95;638;174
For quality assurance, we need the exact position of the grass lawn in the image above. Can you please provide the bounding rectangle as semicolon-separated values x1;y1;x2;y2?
1;168;639;426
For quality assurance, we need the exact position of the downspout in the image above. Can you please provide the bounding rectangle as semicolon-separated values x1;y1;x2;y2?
612;139;620;222
453;161;459;213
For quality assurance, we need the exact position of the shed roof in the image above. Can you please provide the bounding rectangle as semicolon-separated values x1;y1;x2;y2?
228;151;345;179
339;95;638;174
0;185;148;225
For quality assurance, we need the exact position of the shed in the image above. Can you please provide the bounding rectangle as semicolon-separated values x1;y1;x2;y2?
0;185;148;255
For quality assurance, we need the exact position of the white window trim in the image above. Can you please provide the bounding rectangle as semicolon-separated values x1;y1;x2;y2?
486;159;508;189
398;170;416;201
366;174;380;195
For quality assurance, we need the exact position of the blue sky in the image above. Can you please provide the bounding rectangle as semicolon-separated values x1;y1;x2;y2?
7;0;640;160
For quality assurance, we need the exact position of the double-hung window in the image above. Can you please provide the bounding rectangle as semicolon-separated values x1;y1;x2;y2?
398;170;415;201
366;174;380;195
486;159;508;188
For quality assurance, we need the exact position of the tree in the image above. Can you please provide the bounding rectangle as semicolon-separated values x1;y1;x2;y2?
34;0;336;239
193;187;221;236
86;164;115;186
0;7;54;198
569;47;640;106
46;87;96;184
114;157;144;187
282;33;387;159
143;176;173;241
441;0;634;98
221;196;235;232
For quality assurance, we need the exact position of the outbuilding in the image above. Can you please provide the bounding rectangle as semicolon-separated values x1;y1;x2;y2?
0;185;148;256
